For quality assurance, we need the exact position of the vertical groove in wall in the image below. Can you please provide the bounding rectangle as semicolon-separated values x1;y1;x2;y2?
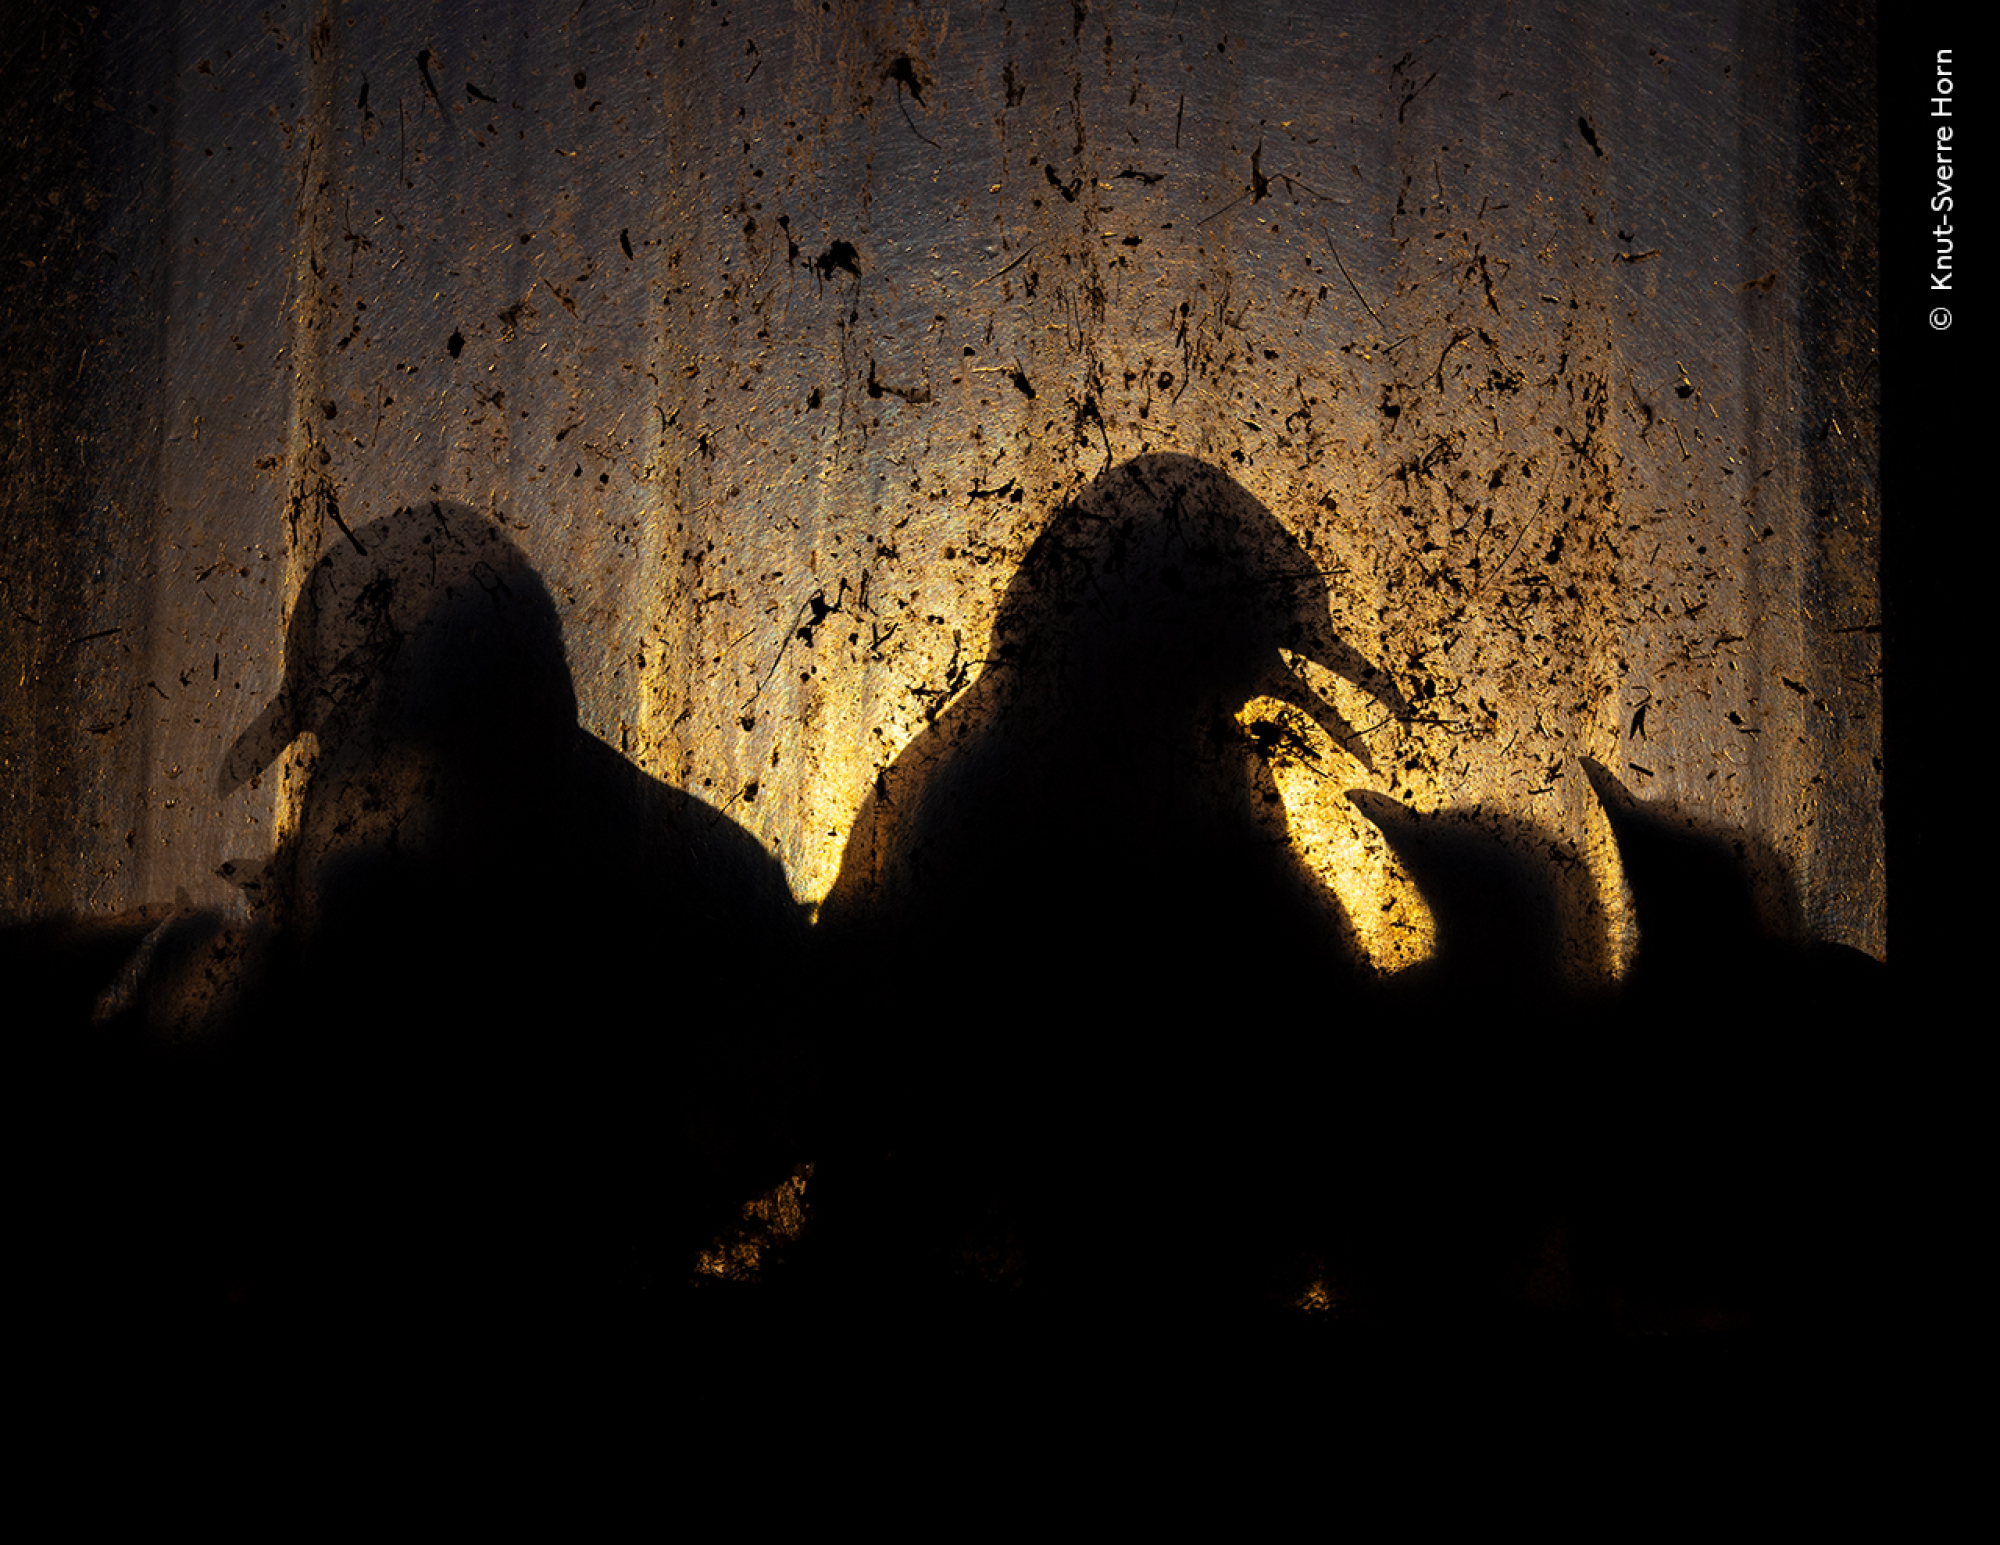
271;0;343;878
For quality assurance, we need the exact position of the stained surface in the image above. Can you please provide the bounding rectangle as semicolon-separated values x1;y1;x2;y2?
3;0;1881;962
5;4;1884;1337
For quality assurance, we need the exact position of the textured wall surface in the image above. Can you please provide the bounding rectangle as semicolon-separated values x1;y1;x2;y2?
3;0;1882;965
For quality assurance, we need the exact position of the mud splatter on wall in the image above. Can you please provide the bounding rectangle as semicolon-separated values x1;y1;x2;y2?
3;0;1880;967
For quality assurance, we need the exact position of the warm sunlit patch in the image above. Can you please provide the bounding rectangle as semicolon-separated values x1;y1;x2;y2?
1294;1277;1336;1314
1236;695;1435;975
694;1163;814;1283
1279;649;1405;765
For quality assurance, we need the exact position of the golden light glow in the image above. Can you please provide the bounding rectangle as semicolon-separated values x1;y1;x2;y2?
694;1163;814;1282
1237;693;1436;976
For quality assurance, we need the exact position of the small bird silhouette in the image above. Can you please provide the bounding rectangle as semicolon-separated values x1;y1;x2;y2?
1336;795;1606;1332
1347;793;1604;1006
1327;766;1889;1338
1572;758;1887;1334
813;455;1408;1319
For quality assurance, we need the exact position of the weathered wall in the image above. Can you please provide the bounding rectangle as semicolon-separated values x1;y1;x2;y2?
2;0;1882;964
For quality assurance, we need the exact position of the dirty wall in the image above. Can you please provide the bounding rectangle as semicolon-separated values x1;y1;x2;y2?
2;0;1882;966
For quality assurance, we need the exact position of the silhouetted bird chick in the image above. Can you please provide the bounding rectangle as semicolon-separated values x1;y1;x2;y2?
813;455;1407;1320
1336;794;1607;1330
1575;758;1887;1335
1347;794;1604;1005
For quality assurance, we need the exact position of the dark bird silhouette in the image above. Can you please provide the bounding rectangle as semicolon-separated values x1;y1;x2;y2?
1580;757;1886;1005
1572;758;1888;1335
811;455;1408;1321
1335;795;1608;1333
1323;766;1888;1339
49;502;813;1327
1346;793;1605;1008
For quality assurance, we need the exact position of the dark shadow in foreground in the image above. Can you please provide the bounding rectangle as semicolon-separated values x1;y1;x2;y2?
17;479;1891;1357
25;503;810;1330
783;460;1887;1347
805;454;1411;1324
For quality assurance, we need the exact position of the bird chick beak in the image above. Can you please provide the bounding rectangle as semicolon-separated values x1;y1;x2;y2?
1344;787;1419;844
1254;627;1411;776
